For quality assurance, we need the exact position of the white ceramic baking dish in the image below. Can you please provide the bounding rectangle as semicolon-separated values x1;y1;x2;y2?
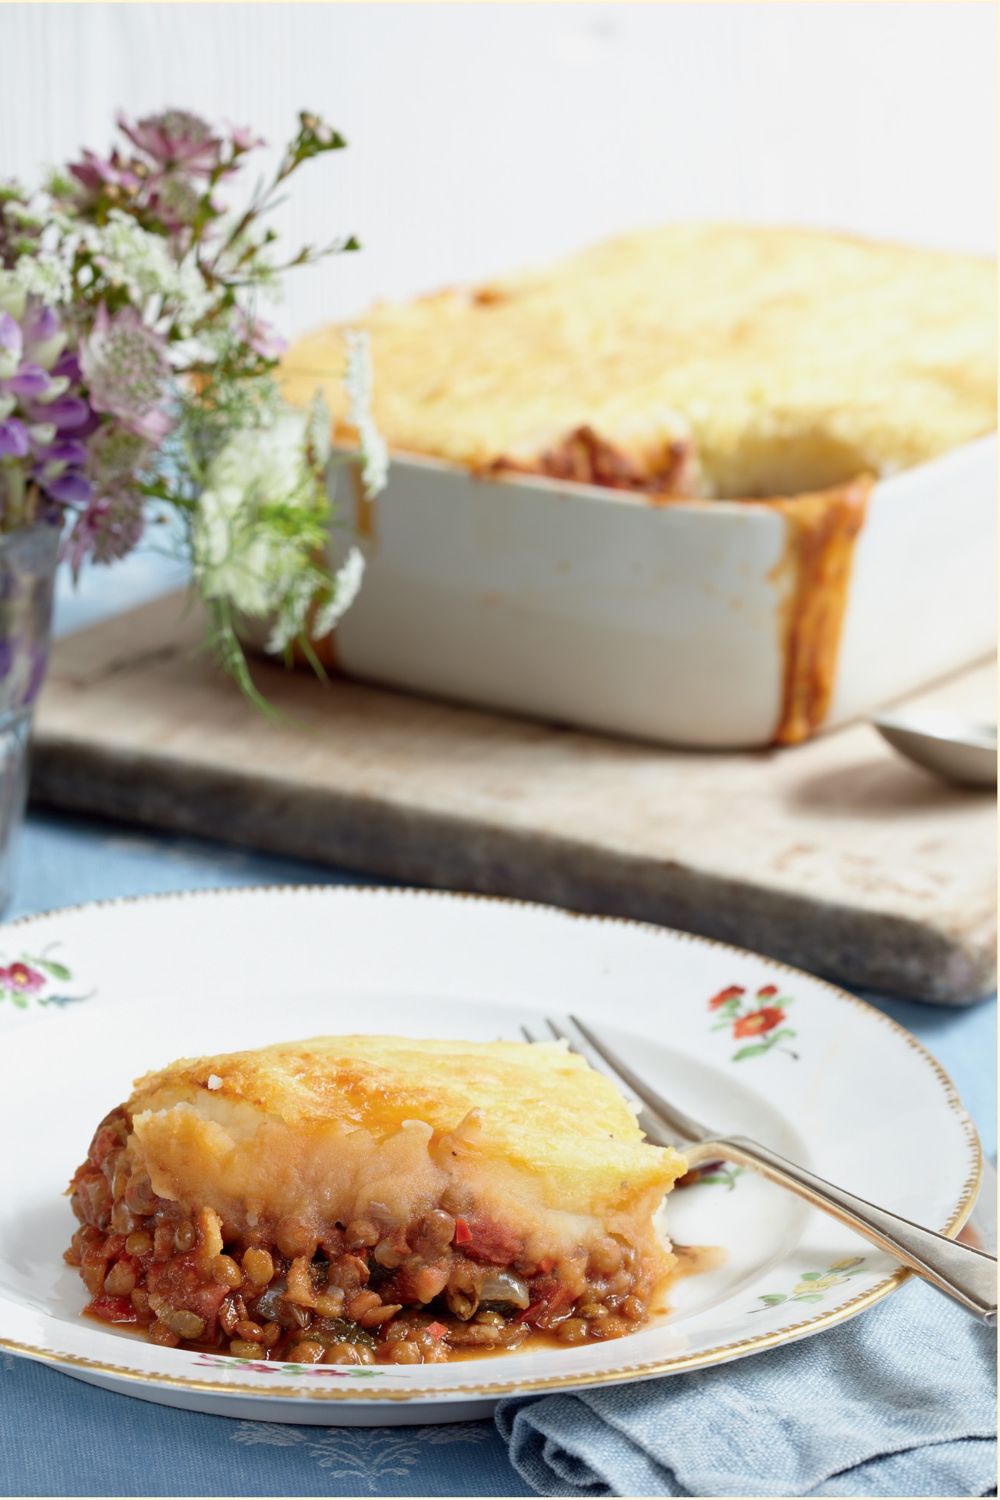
326;434;996;749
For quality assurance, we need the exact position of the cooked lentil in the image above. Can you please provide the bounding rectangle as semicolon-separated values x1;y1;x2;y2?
64;1104;662;1366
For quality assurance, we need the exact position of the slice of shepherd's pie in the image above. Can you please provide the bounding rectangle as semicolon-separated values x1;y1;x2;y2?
65;1035;687;1364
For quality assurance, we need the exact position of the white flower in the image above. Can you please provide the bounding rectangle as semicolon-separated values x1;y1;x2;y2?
344;330;388;498
93;211;212;332
9;251;71;306
311;546;365;639
193;405;359;655
307;390;331;468
195;410;312;615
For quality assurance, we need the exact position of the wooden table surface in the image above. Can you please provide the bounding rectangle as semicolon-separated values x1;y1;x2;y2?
31;590;996;1004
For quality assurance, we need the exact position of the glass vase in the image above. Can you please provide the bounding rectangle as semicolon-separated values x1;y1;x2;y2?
0;523;60;916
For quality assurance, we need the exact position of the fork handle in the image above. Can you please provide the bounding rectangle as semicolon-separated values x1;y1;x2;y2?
701;1135;996;1323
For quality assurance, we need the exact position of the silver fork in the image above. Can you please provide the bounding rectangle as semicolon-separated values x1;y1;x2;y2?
521;1014;997;1324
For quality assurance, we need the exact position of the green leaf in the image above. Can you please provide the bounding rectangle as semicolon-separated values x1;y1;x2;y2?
799;1271;822;1280
758;1293;786;1305
767;1029;796;1044
793;1293;825;1303
732;1043;769;1061
11;993;27;1009
696;1175;729;1186
30;957;71;980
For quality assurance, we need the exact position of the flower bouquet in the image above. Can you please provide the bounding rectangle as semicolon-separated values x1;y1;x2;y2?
0;106;383;907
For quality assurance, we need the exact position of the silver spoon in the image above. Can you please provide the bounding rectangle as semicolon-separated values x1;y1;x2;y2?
872;711;996;789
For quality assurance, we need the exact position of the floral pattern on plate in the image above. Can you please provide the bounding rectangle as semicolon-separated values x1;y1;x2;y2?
195;1351;398;1379
0;947;87;1008
708;983;798;1061
751;1256;866;1312
678;1162;746;1191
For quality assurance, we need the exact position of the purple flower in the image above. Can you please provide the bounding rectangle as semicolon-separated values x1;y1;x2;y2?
80;305;172;442
0;312;22;379
19;304;66;371
22;305;59;349
0;295;98;522
52;351;82;384
45;472;92;506
46;439;88;469
6;363;52;399
117;110;223;177
32;395;90;430
0;419;28;458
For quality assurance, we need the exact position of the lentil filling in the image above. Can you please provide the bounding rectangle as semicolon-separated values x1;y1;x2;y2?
65;1107;659;1364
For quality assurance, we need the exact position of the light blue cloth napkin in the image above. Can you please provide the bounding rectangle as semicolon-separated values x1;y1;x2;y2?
495;1279;997;1497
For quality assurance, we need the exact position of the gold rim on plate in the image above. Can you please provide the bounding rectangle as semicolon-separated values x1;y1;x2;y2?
0;885;982;1402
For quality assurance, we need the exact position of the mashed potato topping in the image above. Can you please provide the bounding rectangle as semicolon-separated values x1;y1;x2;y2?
280;223;996;498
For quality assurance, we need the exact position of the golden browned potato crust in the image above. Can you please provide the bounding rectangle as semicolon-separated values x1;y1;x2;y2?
280;223;995;497
127;1035;685;1255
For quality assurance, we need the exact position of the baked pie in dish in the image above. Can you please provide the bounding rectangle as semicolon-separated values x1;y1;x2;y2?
65;1035;686;1365
277;224;995;750
281;221;995;500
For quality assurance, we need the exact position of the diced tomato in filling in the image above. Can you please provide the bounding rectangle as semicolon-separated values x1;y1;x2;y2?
459;1218;521;1266
89;1125;123;1169
147;1255;228;1335
67;1104;655;1365
88;1294;140;1324
519;1275;576;1329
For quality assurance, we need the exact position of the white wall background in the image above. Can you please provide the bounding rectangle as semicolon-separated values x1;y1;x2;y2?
1;2;994;339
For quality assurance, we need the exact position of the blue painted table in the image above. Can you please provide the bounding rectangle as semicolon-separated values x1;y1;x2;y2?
3;549;994;1497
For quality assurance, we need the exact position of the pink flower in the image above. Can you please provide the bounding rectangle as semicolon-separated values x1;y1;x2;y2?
117;110;223;178
80;305;172;443
233;309;288;360
145;173;215;233
66;490;145;573
67;148;142;203
229;124;265;154
1;962;45;993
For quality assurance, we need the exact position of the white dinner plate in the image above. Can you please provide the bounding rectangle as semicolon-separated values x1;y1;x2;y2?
0;887;980;1425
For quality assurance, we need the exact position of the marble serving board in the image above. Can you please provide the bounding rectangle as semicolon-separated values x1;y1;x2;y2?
30;591;996;1004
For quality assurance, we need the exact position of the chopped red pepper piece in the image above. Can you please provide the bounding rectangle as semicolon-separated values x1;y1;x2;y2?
88;1293;140;1324
517;1300;545;1325
425;1320;448;1340
453;1216;472;1245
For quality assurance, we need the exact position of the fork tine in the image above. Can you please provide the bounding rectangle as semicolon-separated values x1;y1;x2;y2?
520;1021;543;1044
544;1014;677;1148
569;1013;709;1145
